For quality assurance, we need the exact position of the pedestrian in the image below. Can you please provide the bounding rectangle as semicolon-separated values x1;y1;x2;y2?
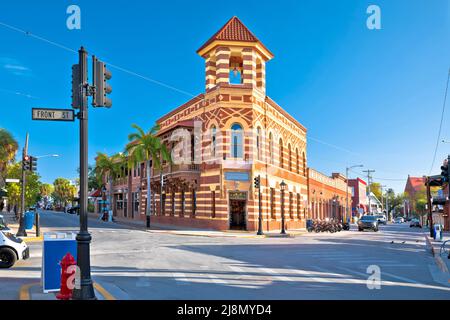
0;200;4;212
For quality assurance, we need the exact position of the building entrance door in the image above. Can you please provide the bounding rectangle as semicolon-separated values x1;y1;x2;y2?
229;191;247;230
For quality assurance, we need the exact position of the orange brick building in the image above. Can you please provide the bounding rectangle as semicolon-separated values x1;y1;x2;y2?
107;17;350;231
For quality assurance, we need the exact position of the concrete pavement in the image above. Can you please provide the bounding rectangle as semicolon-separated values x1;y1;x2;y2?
1;210;449;300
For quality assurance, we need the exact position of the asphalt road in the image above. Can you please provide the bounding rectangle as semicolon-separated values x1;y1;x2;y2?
1;210;449;300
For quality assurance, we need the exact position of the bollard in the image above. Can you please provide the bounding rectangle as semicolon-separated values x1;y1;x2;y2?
35;211;40;237
56;253;77;300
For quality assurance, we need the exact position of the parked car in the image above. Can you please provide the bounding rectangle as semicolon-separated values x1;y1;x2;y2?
376;215;387;225
0;230;29;268
410;219;422;228
394;217;404;224
358;215;379;232
0;215;9;231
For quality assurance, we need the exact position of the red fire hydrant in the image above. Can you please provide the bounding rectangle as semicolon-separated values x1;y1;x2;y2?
56;253;77;300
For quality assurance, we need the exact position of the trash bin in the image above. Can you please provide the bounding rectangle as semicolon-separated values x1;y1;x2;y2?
306;219;313;232
433;224;443;242
24;211;35;230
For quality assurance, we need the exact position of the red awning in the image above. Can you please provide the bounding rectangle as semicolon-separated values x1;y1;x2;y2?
89;189;101;198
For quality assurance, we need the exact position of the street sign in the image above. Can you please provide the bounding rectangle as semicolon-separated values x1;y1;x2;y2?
5;179;20;183
32;108;75;122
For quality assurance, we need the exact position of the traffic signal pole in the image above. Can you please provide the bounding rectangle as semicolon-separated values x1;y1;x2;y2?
71;47;96;300
16;133;29;237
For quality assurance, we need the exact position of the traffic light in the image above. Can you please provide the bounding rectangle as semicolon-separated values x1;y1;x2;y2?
254;175;260;189
30;156;38;172
162;175;168;187
441;159;449;183
22;155;30;171
71;64;81;109
92;56;112;108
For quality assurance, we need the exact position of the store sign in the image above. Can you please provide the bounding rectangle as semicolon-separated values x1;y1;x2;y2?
224;172;249;181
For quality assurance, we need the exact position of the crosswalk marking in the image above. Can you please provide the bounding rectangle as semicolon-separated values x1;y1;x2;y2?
259;268;293;282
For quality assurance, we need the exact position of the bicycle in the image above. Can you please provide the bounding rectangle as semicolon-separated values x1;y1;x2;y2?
439;240;450;259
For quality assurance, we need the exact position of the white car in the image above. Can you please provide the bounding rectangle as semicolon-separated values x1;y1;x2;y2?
0;229;29;268
394;217;404;224
376;215;387;225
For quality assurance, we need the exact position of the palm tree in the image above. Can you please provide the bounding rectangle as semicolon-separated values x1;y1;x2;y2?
0;128;19;184
94;152;126;220
125;123;170;228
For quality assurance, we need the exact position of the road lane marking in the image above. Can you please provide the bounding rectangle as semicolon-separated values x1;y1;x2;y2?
172;272;189;285
259;268;293;282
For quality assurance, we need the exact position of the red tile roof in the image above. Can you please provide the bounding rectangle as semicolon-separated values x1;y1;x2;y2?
197;16;273;56
405;176;426;193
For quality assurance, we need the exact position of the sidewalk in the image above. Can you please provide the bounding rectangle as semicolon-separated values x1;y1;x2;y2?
88;212;306;238
424;229;450;276
19;281;116;300
1;211;43;242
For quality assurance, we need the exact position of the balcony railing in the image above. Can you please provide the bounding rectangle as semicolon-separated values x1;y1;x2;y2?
152;163;200;176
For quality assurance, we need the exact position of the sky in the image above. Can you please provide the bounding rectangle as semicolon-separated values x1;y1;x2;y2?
0;0;449;193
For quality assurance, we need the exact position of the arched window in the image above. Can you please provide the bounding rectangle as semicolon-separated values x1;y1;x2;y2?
302;151;307;176
288;144;292;171
231;123;243;158
269;132;274;164
256;127;261;160
229;55;243;84
279;138;284;168
210;126;217;158
296;148;300;174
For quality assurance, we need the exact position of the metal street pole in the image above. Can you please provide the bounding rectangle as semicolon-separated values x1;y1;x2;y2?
72;46;96;300
426;176;434;237
280;181;286;234
363;170;375;214
257;175;263;235
16;133;29;237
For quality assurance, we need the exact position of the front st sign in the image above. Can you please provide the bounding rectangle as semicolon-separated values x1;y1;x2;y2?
32;108;75;122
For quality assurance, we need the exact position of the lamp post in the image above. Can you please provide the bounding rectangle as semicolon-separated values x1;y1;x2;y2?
345;164;363;224
280;181;286;234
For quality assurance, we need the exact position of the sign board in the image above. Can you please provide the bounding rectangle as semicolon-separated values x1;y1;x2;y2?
42;232;77;293
32;108;75;122
229;191;247;200
5;179;20;183
224;171;250;181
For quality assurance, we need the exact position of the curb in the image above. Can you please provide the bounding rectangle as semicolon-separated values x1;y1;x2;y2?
19;282;116;300
424;234;449;275
20;235;44;243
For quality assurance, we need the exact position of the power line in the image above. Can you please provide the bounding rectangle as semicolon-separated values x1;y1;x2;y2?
429;69;450;175
0;20;200;100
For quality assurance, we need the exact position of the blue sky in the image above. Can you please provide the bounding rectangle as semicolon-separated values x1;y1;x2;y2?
0;0;449;193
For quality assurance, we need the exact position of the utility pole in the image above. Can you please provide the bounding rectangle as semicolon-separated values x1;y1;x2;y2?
363;170;375;215
16;133;29;237
71;47;96;300
380;185;387;212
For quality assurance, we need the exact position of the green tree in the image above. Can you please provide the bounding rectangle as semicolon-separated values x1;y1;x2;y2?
39;183;54;206
52;178;77;208
94;152;127;215
0;128;19;186
125;123;170;224
369;182;382;200
5;162;41;209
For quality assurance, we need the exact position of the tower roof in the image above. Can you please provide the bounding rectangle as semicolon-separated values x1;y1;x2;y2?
197;16;273;59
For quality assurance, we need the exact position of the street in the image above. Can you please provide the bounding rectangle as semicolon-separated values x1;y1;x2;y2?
1;210;449;300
